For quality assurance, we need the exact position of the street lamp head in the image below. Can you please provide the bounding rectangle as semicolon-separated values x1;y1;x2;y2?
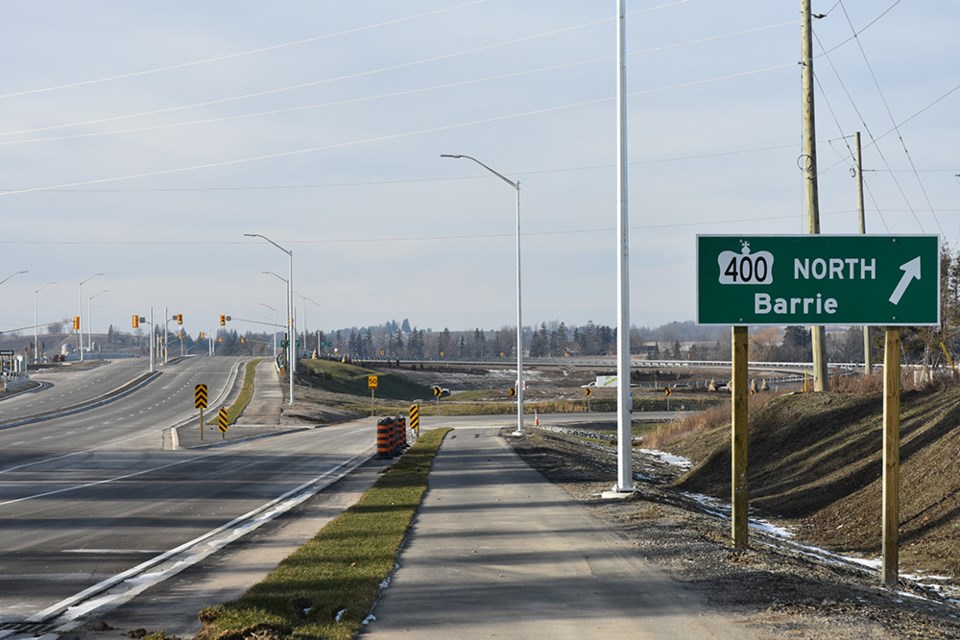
1;270;29;286
440;154;463;159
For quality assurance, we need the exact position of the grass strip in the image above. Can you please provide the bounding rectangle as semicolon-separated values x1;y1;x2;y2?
207;358;261;426
195;427;452;640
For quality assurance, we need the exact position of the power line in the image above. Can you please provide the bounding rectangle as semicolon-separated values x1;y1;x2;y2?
837;0;943;237
0;62;798;197
4;209;955;248
2;142;800;194
813;0;902;58
811;29;927;233
0;20;797;145
0;1;490;101
0;9;618;139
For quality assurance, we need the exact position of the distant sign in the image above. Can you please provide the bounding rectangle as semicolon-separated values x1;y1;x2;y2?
368;375;379;390
697;235;940;326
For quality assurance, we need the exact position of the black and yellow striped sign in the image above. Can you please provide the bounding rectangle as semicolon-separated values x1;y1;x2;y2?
433;386;442;397
584;387;592;396
409;404;420;433
218;407;228;433
194;384;208;409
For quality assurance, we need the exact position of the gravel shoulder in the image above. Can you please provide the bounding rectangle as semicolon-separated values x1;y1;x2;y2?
507;426;960;640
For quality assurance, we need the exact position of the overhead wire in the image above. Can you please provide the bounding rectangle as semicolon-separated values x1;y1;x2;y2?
814;73;890;232
812;0;901;59
0;14;794;143
0;61;797;197
811;29;927;233
6;143;799;193
0;21;799;147
0;0;491;101
836;0;944;237
2;208;952;248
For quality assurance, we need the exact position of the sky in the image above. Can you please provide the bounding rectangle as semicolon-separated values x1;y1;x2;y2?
0;0;957;341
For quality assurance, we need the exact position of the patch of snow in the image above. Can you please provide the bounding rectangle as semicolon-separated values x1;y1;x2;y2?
362;614;377;625
335;608;346;622
637;448;693;470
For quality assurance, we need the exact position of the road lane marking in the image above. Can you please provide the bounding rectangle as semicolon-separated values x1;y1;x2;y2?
34;449;372;625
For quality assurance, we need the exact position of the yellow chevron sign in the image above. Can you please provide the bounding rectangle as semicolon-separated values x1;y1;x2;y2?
194;384;208;409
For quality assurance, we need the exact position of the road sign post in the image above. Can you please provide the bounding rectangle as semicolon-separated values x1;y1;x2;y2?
195;384;208;441
218;406;229;440
433;385;442;415
409;403;420;440
368;375;378;416
697;235;939;579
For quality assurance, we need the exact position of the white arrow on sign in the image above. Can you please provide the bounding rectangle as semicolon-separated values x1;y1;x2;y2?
889;256;922;305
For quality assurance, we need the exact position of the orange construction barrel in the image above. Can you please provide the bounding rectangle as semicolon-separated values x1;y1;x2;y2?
377;417;395;458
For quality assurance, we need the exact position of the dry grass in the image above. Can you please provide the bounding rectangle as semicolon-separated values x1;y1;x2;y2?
644;392;780;451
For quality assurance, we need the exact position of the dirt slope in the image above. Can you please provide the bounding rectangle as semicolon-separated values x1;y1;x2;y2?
672;386;960;577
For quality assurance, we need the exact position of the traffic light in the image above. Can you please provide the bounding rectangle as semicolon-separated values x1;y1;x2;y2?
219;314;226;326
131;315;139;329
218;336;223;343
176;313;183;325
72;316;80;331
240;336;246;344
199;331;205;340
178;330;183;340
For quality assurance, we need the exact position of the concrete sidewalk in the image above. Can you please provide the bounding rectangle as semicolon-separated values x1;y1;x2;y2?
235;359;283;425
362;426;753;640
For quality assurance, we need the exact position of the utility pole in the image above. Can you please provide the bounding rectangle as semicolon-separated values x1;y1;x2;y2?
801;0;829;391
855;131;872;375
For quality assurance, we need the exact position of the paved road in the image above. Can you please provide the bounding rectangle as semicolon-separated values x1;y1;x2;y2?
363;426;752;640
0;358;149;426
0;355;380;628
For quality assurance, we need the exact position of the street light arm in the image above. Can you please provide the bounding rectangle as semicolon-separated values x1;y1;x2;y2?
1;270;29;286
80;272;104;286
244;233;291;256
262;271;288;284
441;154;518;190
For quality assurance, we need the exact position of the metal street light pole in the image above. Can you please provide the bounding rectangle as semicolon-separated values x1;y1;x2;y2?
1;270;28;287
614;0;634;494
78;273;104;362
441;153;524;436
297;293;321;355
34;281;56;364
246;234;295;405
260;302;278;357
88;289;109;358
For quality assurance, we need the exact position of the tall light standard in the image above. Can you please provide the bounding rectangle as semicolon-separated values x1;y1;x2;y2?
34;281;57;364
88;289;109;358
1;270;28;286
78;273;104;362
297;293;321;355
259;302;278;357
246;233;294;405
262;272;290;358
441;153;524;435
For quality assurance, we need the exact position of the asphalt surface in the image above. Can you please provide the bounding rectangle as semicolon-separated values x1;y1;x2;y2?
1;359;754;638
362;425;753;639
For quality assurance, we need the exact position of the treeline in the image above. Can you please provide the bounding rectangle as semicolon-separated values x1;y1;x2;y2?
94;241;960;369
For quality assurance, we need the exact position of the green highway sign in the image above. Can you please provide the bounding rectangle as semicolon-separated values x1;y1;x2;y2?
697;235;940;326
